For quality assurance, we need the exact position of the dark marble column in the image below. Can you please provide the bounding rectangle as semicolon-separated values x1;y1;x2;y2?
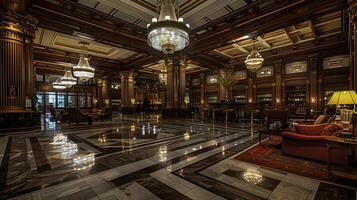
200;73;206;104
0;0;38;112
308;54;319;112
120;71;134;108
166;55;186;109
247;72;254;103
273;60;283;109
349;0;357;89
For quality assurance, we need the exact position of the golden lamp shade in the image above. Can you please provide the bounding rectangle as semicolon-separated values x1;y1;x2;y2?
327;90;357;105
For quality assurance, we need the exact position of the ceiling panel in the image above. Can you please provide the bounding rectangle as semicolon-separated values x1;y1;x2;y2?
76;0;250;29
95;2;113;14
78;0;98;9
34;28;138;61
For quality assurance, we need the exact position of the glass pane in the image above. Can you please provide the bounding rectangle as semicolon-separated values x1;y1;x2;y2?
36;93;44;112
36;74;44;82
46;94;56;110
68;96;77;108
87;96;92;107
79;96;86;108
57;94;66;108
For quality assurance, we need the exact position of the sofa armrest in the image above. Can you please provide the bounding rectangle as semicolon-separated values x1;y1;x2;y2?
282;131;332;141
295;124;328;135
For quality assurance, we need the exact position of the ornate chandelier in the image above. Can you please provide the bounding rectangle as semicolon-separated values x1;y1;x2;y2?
61;70;77;88
245;40;264;72
147;0;190;54
52;78;66;90
73;42;95;81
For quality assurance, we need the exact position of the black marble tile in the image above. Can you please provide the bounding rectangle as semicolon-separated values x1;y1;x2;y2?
174;139;265;200
137;177;191;200
0;136;12;190
30;137;51;172
223;169;280;191
314;182;356;200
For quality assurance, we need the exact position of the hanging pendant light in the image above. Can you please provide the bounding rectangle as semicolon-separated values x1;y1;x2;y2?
245;39;264;72
61;70;77;88
73;42;95;81
147;0;190;54
52;78;66;90
159;69;167;85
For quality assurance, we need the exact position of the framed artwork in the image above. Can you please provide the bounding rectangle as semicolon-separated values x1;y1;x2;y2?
323;55;349;70
256;66;273;78
285;61;307;74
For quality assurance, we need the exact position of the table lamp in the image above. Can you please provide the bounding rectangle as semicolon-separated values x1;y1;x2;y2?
327;90;357;131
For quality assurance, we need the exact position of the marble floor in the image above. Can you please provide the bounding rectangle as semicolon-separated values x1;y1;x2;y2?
0;114;356;200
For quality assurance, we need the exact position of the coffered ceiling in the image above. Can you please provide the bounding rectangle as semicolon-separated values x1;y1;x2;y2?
34;27;141;61
76;0;249;29
31;0;347;79
211;10;343;62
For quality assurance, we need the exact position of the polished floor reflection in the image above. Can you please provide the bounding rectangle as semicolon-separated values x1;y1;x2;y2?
0;115;355;200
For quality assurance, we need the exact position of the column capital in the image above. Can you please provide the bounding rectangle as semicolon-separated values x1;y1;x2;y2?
0;10;38;38
349;0;357;22
120;71;134;78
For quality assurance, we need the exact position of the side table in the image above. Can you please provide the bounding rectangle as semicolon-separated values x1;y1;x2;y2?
326;137;357;176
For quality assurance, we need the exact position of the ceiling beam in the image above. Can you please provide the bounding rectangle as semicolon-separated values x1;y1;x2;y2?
213;49;233;58
232;42;249;54
29;0;151;54
257;36;271;48
188;54;224;70
283;28;295;44
33;46;125;72
308;19;318;39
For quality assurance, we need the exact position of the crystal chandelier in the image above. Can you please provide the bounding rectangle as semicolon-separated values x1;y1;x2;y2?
52;78;66;90
147;0;190;54
245;39;264;72
61;70;77;88
73;42;95;81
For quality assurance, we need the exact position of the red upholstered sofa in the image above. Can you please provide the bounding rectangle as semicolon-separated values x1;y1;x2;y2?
281;124;348;165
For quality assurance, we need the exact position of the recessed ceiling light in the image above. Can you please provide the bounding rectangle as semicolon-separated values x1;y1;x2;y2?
238;35;250;40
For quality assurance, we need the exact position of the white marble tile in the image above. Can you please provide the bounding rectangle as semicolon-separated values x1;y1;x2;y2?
124;182;161;200
268;174;319;200
185;187;217;200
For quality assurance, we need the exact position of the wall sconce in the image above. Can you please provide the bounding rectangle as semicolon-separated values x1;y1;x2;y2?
105;99;110;104
311;97;316;104
276;98;280;103
131;98;136;105
248;98;252;103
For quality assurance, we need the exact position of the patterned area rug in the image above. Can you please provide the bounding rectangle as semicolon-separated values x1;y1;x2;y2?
235;137;357;188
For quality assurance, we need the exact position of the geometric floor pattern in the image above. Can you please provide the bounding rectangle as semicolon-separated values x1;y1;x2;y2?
0;114;356;200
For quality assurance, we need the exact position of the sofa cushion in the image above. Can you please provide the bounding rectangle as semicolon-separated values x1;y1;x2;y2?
321;123;343;136
314;114;329;125
326;115;336;123
295;124;328;136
